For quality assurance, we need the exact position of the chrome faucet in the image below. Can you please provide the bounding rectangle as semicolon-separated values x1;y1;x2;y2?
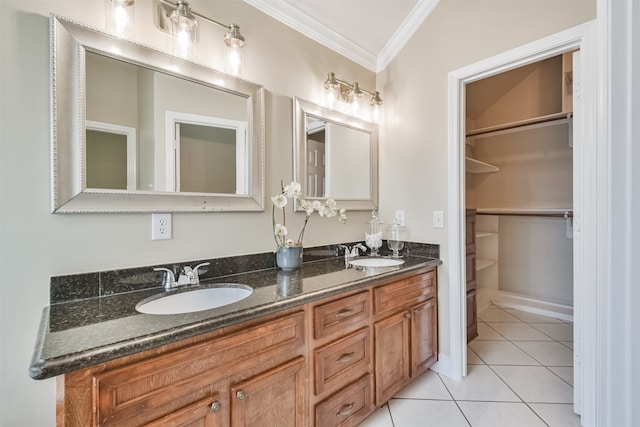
153;267;178;290
340;243;367;259
154;262;210;290
184;262;210;285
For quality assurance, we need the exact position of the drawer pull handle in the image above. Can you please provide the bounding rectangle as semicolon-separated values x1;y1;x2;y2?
236;390;246;401
335;352;355;364
210;401;222;412
335;308;354;319
404;312;412;319
336;402;355;417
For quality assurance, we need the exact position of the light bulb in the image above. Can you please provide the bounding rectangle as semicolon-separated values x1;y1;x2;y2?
105;0;134;39
225;43;244;76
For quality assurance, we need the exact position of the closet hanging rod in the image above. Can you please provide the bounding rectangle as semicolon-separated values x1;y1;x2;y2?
466;112;572;138
476;209;573;218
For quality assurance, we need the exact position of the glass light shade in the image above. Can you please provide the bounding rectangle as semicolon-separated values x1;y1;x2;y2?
323;72;341;109
105;0;135;39
224;40;244;76
369;91;383;123
170;1;198;59
349;83;366;117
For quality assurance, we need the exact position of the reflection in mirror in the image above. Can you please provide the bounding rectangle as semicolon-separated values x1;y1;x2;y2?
294;98;378;210
51;15;264;212
85;51;249;195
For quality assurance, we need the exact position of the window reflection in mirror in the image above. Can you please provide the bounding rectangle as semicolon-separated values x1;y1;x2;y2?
85;51;249;195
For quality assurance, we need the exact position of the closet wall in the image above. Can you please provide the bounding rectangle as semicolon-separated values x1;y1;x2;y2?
465;54;574;312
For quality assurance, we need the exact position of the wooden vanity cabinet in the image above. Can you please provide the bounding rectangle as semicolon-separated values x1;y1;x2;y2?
57;267;438;427
372;269;438;405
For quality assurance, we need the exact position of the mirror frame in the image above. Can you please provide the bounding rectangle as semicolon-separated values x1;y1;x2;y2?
293;97;378;210
50;15;265;213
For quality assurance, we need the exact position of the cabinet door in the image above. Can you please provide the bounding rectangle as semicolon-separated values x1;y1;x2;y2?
374;311;410;405
410;299;438;376
230;357;306;427
144;394;225;427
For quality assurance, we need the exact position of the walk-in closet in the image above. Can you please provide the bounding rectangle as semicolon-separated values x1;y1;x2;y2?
464;52;576;341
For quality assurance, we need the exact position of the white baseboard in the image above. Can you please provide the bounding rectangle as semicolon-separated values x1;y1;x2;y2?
490;290;574;322
429;353;451;378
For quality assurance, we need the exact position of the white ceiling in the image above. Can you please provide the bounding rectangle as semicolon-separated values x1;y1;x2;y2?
244;0;440;72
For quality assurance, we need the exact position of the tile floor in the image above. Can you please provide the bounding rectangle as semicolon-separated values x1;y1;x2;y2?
361;305;578;427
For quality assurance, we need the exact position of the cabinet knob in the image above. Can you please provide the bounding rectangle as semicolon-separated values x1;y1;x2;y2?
210;401;222;413
236;390;246;401
335;352;355;364
404;312;412;319
336;402;355;417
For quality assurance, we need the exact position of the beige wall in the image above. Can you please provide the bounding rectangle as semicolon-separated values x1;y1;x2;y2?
0;1;373;424
377;0;595;356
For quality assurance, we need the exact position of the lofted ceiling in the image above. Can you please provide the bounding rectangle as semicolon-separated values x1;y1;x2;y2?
244;0;440;72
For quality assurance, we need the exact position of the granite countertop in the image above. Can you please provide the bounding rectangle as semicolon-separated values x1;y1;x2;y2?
29;253;441;380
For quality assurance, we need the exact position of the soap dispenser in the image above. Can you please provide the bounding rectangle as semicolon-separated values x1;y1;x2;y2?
364;210;383;256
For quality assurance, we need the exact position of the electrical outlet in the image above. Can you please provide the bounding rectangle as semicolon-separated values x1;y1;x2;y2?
433;211;444;229
152;213;172;240
395;210;406;226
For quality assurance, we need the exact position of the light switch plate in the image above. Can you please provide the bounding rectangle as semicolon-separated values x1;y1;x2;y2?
395;210;406;226
433;211;444;229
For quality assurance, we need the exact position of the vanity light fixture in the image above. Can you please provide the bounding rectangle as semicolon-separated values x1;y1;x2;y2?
155;0;246;75
323;72;383;123
105;0;135;39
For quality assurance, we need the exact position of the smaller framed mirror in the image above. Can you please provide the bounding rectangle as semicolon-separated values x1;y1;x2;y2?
293;98;378;210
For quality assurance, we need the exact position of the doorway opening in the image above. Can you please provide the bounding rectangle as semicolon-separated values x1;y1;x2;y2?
445;22;598;419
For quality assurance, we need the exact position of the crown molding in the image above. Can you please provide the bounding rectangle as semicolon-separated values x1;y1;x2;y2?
377;0;439;72
244;0;378;71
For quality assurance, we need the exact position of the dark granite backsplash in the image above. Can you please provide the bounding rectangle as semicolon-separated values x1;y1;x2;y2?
50;241;439;304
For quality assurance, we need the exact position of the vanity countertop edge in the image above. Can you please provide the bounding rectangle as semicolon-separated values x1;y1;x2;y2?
29;255;441;380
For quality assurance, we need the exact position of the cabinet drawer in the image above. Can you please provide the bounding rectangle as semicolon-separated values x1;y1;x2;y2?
466;253;476;291
314;291;370;340
374;270;436;315
314;328;371;396
94;311;305;426
314;375;373;427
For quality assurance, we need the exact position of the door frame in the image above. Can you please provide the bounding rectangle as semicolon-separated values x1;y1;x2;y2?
446;20;598;419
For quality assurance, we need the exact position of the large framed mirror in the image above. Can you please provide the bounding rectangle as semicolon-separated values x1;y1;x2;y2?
293;98;378;210
50;15;265;213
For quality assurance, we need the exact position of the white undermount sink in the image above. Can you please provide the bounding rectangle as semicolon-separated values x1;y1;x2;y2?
136;285;253;315
349;258;405;268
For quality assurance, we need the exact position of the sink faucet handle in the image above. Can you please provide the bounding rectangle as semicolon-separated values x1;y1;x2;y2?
190;262;210;285
350;243;367;257
153;267;176;289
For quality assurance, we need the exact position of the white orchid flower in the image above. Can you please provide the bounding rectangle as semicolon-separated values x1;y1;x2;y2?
274;223;288;238
284;181;302;199
271;194;288;208
299;199;315;215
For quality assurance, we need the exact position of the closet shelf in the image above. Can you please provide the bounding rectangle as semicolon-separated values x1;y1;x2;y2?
476;231;497;239
466;112;572;138
476;208;573;217
476;258;497;271
465;157;499;174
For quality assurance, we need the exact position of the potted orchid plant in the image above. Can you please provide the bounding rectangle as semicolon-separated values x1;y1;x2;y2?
272;181;347;269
